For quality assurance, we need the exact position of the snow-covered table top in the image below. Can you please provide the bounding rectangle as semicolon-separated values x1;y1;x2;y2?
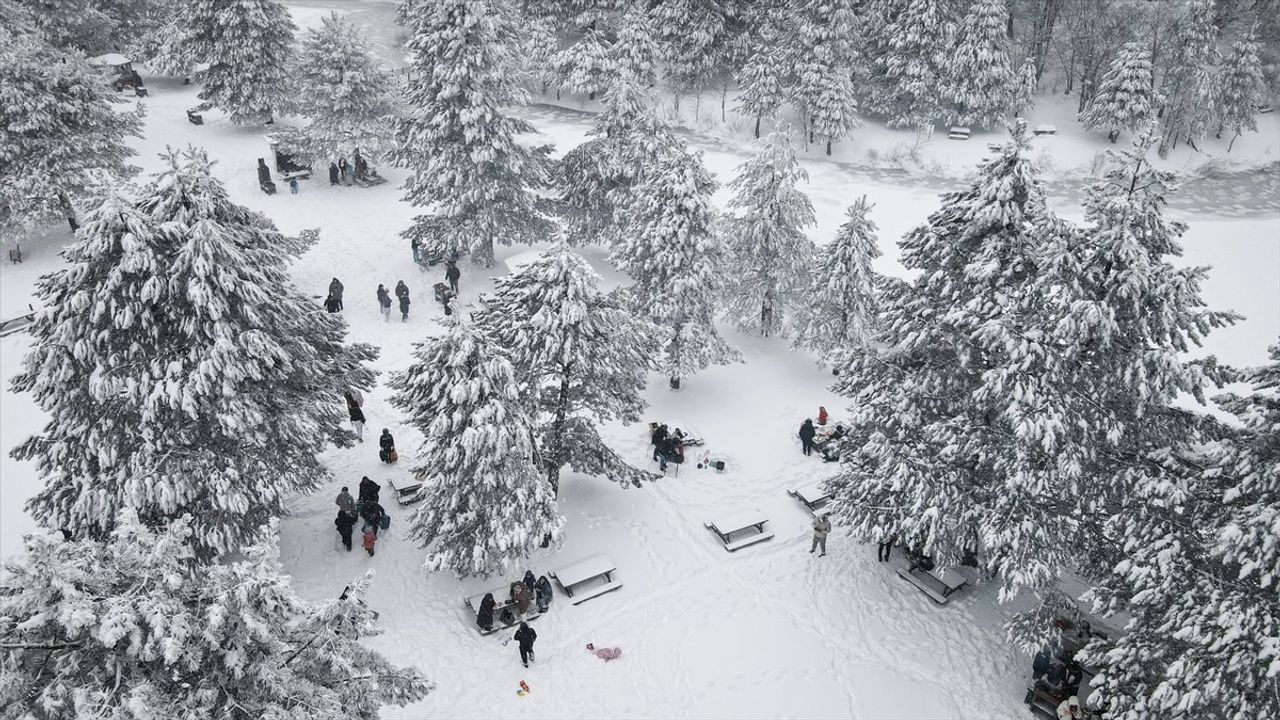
792;482;831;506
88;53;130;67
551;554;616;588
707;508;768;536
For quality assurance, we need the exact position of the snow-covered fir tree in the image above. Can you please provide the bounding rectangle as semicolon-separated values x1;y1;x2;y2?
477;246;657;494
826;123;1076;594
0;512;433;718
734;18;788;138
944;0;1016;129
879;0;950;129
557;75;677;247
184;0;295;124
791;0;861;154
792;195;881;363
1213;24;1267;150
552;25;614;100
389;322;563;577
612;141;737;388
0;28;142;235
1013;57;1038;116
516;14;560;96
649;0;726;103
722;131;817;336
134;5;199;79
1157;0;1218;155
277;12;398;168
1080;41;1157;143
392;0;553;266
12;149;377;558
611;6;661;86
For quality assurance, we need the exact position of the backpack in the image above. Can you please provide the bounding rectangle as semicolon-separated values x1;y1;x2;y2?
499;608;515;626
388;448;399;463
379;514;390;530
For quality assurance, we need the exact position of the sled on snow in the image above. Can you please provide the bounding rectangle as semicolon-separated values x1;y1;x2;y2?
895;563;974;605
549;554;622;605
464;582;544;636
385;476;423;506
704;508;774;552
787;483;831;516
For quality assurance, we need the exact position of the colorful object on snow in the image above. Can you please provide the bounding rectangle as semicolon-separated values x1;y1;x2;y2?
519;680;531;695
586;643;623;661
817;406;828;425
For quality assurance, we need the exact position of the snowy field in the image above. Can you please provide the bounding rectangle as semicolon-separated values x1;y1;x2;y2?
2;5;1279;719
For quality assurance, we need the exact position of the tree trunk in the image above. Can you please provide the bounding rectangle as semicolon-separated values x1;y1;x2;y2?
545;374;571;498
754;114;761;138
720;80;729;122
825;138;833;156
1030;0;1064;83
58;191;78;232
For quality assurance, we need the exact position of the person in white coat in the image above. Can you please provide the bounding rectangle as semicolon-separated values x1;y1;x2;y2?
1057;696;1084;720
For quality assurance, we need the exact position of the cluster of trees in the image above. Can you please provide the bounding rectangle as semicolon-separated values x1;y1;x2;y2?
1;150;431;716
821;122;1277;718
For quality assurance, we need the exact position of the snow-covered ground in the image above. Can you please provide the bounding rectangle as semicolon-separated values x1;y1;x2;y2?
2;5;1278;718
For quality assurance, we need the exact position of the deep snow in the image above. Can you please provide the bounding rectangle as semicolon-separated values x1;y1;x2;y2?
1;5;1278;718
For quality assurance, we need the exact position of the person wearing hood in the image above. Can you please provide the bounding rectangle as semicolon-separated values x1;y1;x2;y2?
376;284;392;321
798;419;817;456
395;281;410;322
328;278;344;310
379;429;396;463
476;592;496;632
513;621;537;667
358;475;380;505
522;570;537;594
335;508;356;551
535;575;554;613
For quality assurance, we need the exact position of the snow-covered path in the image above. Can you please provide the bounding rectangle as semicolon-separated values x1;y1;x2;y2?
1;8;1277;718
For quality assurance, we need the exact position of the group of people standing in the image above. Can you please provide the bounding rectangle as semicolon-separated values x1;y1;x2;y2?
327;155;368;186
474;570;554;666
334;476;387;556
373;281;411;322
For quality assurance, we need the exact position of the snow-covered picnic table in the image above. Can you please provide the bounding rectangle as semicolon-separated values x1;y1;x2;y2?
549;553;622;605
705;508;774;551
788;483;832;515
464;581;544;635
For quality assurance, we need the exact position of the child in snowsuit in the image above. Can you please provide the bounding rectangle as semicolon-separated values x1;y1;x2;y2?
799;419;817;456
395;281;410;322
514;622;537;667
376;284;392;321
810;514;831;556
362;524;377;556
476;593;496;632
335;508;356;551
535;575;553;613
379;429;396;463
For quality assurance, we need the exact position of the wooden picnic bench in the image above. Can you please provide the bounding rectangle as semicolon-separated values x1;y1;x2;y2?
549;553;622;605
895;564;972;605
705;508;774;552
464;581;543;636
948;126;971;140
1033;124;1058;136
386;476;423;506
787;483;831;516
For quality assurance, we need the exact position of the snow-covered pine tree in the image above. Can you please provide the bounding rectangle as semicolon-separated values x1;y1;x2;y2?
184;0;295;124
791;0;861;154
0;511;433;718
14;0;115;52
277;12;398;168
1079;41;1157;143
392;0;554;267
552;25;614;100
476;245;657;494
134;5;199;79
0;28;142;235
649;0;726;107
826;122;1077;595
1013;57;1038;116
734;18;788;138
722;131;817;337
611;6;661;86
389;322;563;577
879;0;950;129
1157;0;1218;155
944;0;1016;129
792;195;881;364
12;148;378;558
516;14;560;97
612;141;737;388
1213;24;1267;150
557;75;677;247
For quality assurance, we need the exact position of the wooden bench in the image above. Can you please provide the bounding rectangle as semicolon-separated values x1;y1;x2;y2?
386;476;423;506
948;126;971;140
787;484;831;516
279;169;311;182
705;508;774;551
1033;124;1058;136
549;554;622;605
464;582;543;636
895;564;970;605
0;304;36;338
186;109;203;125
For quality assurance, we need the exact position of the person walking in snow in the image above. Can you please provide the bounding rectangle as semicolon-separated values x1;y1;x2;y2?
445;260;460;294
360;499;385;536
810;513;831;556
329;278;344;310
509;580;531;616
335;486;355;516
289;176;298;194
798;418;817;456
358;475;380;505
476;592;497;632
877;534;895;562
411;238;422;265
335;507;356;551
376;284;392;321
324;292;340;313
394;280;410;322
535;575;553;613
362;523;378;556
338;157;351;185
513;621;537;667
328;162;339;185
378;429;396;463
348;400;366;441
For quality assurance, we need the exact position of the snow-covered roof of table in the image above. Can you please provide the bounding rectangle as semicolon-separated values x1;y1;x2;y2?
88;53;131;67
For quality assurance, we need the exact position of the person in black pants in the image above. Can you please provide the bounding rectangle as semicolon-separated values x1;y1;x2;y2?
877;534;895;562
514;621;537;667
445;261;461;294
798;419;817;456
379;429;396;463
335;509;356;551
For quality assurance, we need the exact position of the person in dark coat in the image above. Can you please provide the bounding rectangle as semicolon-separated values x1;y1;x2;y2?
360;500;385;536
877;534;895;562
513;621;537;667
338;157;351;185
535;575;553;613
522;570;537;593
798;419;817;456
650;424;669;459
324;293;340;313
394;280;410;322
476;592;496;632
348;402;366;441
358;475;380;505
510;580;531;615
335;508;356;551
289;176;298;194
329;278;344;310
411;238;422;265
445;261;460;294
379;429;396;463
328;162;339;185
376;284;392;321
